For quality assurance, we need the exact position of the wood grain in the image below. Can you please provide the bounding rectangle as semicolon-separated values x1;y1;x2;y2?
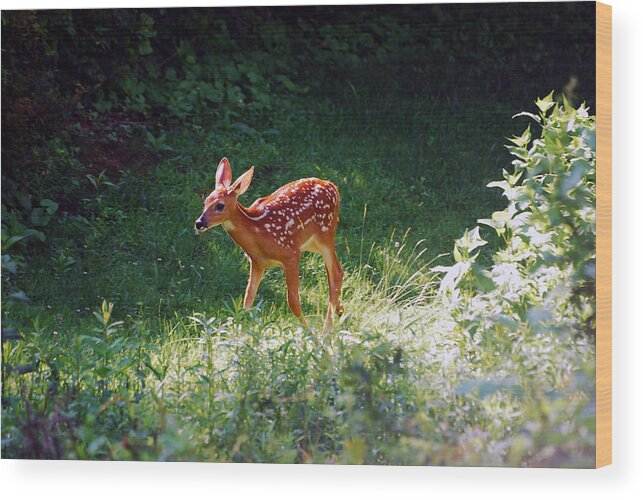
595;1;612;469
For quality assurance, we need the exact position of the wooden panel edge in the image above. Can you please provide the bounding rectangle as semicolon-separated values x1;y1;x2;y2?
595;0;612;469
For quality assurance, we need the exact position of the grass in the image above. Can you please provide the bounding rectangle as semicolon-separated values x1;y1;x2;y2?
2;58;595;465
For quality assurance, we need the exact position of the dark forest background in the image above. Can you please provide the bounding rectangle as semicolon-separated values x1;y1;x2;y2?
2;3;595;203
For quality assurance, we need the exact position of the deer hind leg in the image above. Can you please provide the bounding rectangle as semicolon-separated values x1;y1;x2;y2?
321;243;344;329
283;256;307;326
244;259;266;310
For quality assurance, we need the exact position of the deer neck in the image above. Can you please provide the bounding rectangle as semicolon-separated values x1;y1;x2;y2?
221;201;262;254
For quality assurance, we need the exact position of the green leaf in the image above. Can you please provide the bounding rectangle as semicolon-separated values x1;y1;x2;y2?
3;235;28;250
453;227;487;263
512;111;541;123
24;228;46;242
457;227;487;253
30;208;47;226
535;91;555;114
453;244;464;263
478;217;505;234
479;207;516;235
40;199;59;215
504;168;523;184
487;180;510;191
1;255;18;274
431;262;471;294
507;125;531;148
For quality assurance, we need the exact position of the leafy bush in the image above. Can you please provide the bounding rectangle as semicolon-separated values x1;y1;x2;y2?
433;92;595;350
1;194;59;288
428;94;596;465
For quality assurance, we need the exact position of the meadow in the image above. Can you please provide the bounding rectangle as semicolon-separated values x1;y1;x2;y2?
2;4;597;465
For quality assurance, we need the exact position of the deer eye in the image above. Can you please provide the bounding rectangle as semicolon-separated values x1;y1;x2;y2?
215;202;225;211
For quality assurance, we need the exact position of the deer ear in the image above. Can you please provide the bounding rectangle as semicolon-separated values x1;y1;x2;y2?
230;166;254;197
215;157;232;188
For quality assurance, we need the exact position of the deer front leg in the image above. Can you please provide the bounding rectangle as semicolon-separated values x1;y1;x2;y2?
244;259;266;309
283;256;307;325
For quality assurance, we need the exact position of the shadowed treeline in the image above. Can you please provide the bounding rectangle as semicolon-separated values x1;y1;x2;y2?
2;3;595;185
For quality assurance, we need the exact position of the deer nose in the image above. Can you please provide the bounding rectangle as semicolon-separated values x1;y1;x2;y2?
195;219;205;231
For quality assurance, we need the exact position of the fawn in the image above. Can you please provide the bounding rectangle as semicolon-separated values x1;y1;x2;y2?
195;158;344;328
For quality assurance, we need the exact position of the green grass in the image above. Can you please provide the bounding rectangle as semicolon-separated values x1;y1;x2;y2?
2;74;595;466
